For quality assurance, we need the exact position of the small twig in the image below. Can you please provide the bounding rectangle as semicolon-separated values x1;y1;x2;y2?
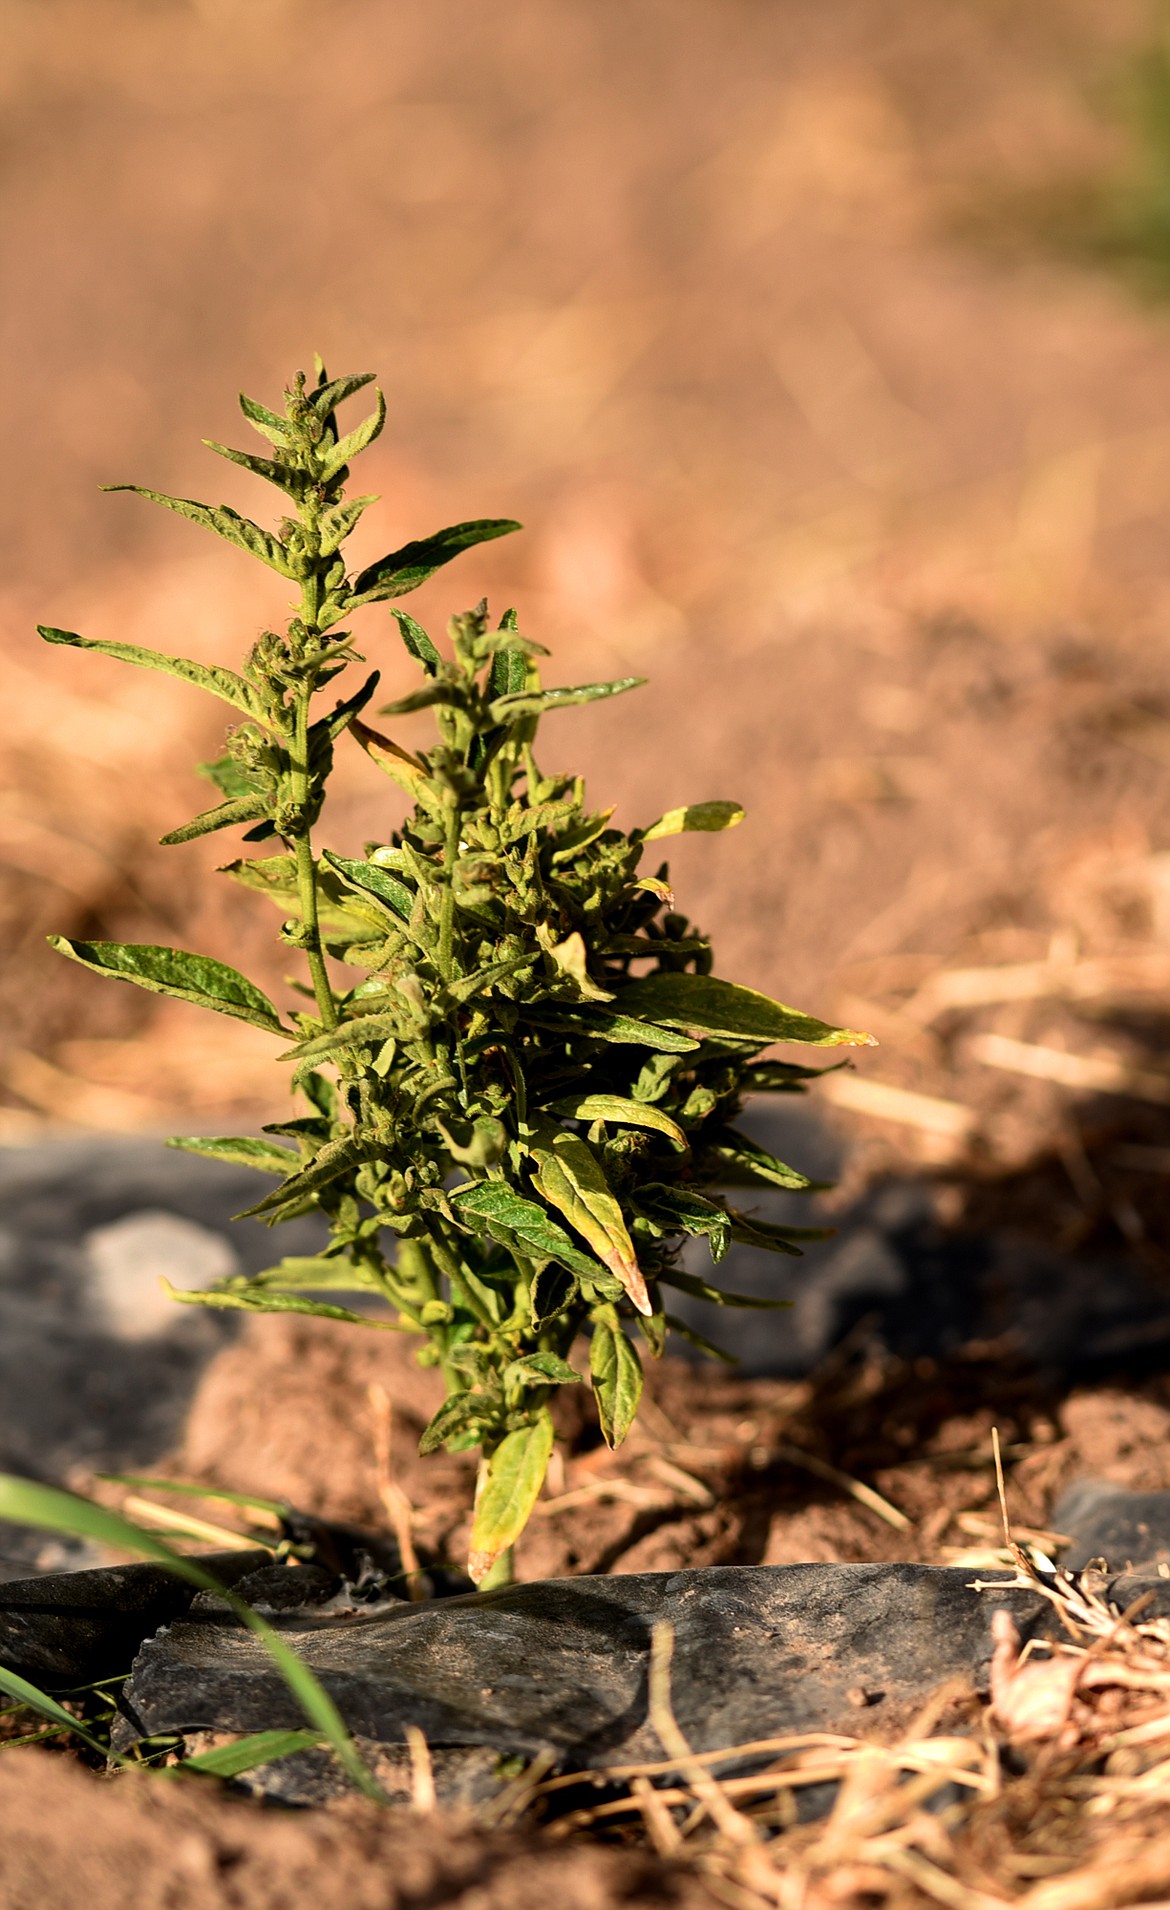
368;1382;425;1601
405;1723;435;1813
648;1623;757;1848
774;1442;911;1532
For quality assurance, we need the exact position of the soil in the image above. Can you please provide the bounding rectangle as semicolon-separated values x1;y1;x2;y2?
11;0;1170;1902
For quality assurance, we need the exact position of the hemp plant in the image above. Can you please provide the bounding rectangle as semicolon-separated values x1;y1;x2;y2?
39;364;872;1585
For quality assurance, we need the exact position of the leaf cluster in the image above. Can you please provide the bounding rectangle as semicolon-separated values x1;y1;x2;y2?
39;362;871;1581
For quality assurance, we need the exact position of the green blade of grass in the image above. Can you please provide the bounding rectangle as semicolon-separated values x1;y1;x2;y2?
97;1475;288;1519
0;1663;110;1758
0;1474;387;1802
182;1727;323;1778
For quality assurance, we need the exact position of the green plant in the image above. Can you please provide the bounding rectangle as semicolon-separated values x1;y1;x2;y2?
39;363;871;1585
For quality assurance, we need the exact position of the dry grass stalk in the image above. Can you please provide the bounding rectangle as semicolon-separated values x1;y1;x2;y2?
819;1071;978;1142
367;1382;425;1601
969;1032;1170;1107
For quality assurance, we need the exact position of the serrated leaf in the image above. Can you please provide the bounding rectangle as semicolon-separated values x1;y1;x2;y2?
280;1011;406;1065
320;850;413;920
419;1390;492;1456
658;1268;792;1308
488;676;644;721
642;800;745;841
48;938;284;1032
528;1120;650;1316
390;608;443;675
469;1411;554;1582
38;626;258;717
164;1283;399;1328
488;646;527;697
505;1352;581;1388
320;387;386;481
545;1093;688;1152
310;371;376;419
525;1007;699;1053
166;1135;301;1176
450;1182;606;1282
221;855;376;933
351;518;521;604
160;793;269;846
203;439;297;494
615;973;875;1049
239;391;292;445
319;494;378;558
102;486;293;576
183;1728;323;1778
589;1316;643;1449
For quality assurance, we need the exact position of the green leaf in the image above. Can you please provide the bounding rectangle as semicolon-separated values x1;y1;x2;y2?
545;1093;688;1152
528;1120;650;1316
418;1391;493;1456
280;1012;406;1066
705;1127;814;1192
320;850;413;921
183;1728;323;1778
391;609;442;675
488;677;644;721
310;371;376;419
236;1135;368;1218
166;1135;301;1176
244;1256;385;1292
525;1007;698;1053
239;391;292;445
319;495;378;558
38;626;258;717
469;1411;555;1582
102;487;293;576
530;1263;578;1324
450;1182;606;1283
637;1185;731;1261
665;1314;735;1363
203;439;296;494
727;1210;828;1253
614;973;875;1049
642;800;745;841
504;1352;581;1388
164;1283;401;1328
0;1474;385;1802
320;388;386;481
48;938;284;1032
0;1664;110;1758
351;519;522;604
488;646;527;697
589;1317;643;1449
160;793;269;846
658;1268;792;1309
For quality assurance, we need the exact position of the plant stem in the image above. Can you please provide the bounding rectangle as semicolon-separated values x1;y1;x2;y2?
438;800;460;983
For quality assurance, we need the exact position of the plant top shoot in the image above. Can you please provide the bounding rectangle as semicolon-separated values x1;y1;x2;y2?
39;363;872;1584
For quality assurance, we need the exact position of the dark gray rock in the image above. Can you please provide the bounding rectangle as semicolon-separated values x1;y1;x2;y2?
0;1135;327;1577
121;1562;1054;1775
1054;1481;1170;1573
0;1549;270;1687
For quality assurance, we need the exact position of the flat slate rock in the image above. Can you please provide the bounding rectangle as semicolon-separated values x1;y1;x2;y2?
1054;1481;1170;1574
0;1550;271;1687
122;1562;1063;1773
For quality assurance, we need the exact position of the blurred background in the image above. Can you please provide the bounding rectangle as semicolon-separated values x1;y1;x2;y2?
9;0;1170;1241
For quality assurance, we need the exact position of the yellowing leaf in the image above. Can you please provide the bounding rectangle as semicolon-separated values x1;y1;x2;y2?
469;1412;555;1583
642;800;745;841
528;1120;650;1315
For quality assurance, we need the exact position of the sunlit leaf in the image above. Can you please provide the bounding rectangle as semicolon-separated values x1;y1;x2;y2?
351;519;521;604
545;1093;688;1152
589;1314;643;1448
164;1283;401;1328
468;1411;554;1582
450;1182;606;1282
642;800;745;841
488;676;644;721
182;1728;323;1778
38;627;258;717
166;1135;301;1176
615;972;875;1048
102;487;293;576
528;1120;650;1316
48;939;285;1032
